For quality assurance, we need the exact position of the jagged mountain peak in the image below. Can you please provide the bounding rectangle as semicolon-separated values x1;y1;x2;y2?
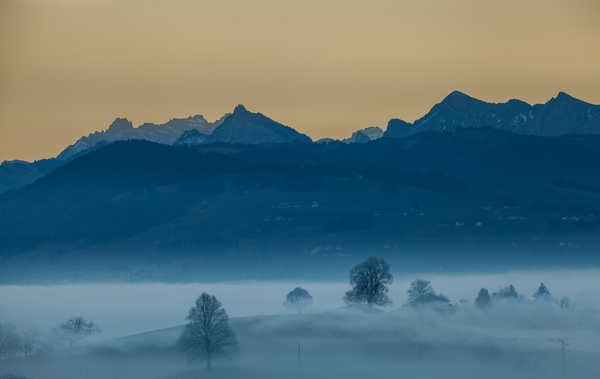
438;90;487;110
138;114;208;129
170;114;208;123
107;118;134;131
233;104;249;114
58;113;217;161
549;91;589;106
207;105;311;144
444;90;472;101
556;91;574;100
384;91;600;139
343;126;383;144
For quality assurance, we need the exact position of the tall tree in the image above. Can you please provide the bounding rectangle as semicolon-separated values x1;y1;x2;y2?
178;293;237;370
344;257;393;307
58;317;100;348
284;287;313;314
475;288;491;309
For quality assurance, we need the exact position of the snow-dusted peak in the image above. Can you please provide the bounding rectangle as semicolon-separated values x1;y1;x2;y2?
343;126;383;144
58;113;224;160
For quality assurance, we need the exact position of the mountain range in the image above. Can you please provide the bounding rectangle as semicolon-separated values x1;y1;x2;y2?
384;91;600;138
1;91;599;195
58;114;226;161
1;91;600;281
3;128;600;281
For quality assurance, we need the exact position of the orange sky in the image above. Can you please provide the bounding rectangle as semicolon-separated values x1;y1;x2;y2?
1;0;599;162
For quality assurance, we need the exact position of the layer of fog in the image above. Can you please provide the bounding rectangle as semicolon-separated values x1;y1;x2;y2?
1;269;599;346
2;269;600;379
4;299;600;379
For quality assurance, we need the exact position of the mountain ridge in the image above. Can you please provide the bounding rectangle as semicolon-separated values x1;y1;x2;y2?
57;113;223;161
2;92;599;195
385;91;600;138
3;130;600;282
204;104;313;144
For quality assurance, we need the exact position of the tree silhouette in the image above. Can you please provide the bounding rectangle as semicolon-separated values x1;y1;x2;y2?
492;285;519;300
533;282;551;299
284;287;313;314
178;293;237;370
59;317;100;348
475;288;491;309
344;257;393;307
407;279;449;307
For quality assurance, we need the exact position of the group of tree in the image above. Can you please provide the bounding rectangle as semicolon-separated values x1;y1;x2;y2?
340;257;451;310
4;256;571;373
0;323;43;360
406;279;450;309
0;316;101;361
57;317;101;348
338;257;570;312
175;256;572;370
475;282;570;309
177;287;315;370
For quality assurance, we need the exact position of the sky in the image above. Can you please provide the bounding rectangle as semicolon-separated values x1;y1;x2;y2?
1;0;599;162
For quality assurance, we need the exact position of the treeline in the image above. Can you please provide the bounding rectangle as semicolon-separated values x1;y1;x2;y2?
0;316;100;361
176;256;573;370
287;257;570;312
0;324;42;360
0;257;575;375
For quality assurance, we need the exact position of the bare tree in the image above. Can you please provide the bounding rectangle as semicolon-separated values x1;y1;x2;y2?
344;257;393;307
178;293;238;370
59;317;100;348
284;287;313;314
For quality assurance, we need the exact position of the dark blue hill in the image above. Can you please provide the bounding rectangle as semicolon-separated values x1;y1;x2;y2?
2;130;600;282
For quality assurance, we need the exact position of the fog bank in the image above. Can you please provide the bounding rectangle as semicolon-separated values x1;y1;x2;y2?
1;269;598;341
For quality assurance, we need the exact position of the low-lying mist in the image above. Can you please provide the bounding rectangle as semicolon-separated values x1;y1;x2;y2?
1;269;599;339
1;268;599;378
